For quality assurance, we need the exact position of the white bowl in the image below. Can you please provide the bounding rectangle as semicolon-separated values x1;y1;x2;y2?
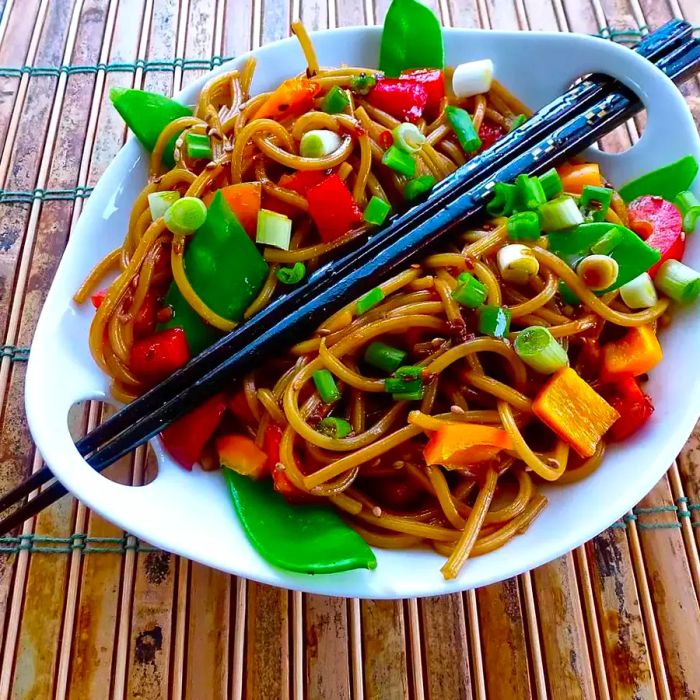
25;27;700;598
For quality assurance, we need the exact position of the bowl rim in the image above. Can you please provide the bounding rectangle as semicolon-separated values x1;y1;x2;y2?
25;25;700;598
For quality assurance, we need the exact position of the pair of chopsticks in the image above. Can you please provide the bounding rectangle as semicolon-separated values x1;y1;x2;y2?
5;21;700;534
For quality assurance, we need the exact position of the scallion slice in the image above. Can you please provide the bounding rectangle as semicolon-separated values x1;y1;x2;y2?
363;196;392;226
497;243;540;284
256;209;293;250
675;190;700;233
364;341;407;373
312;369;342;403
385;366;424;397
514;326;569;374
619;272;658;309
655;259;700;303
356;287;385;315
163;196;207;235
317;416;353;438
444;105;481;154
452;273;487;308
404;175;436;202
148;190;180;220
487;182;516;217
392;122;427;153
580;184;613;222
276;261;306;285
539;196;584;232
451;59;493;98
349;73;377;95
478;305;512;338
300;129;343;158
515;174;546;211
322;85;350;114
590;227;624;255
538;168;563;200
507;211;540;241
382;145;416;177
185;132;213;160
509;114;527;132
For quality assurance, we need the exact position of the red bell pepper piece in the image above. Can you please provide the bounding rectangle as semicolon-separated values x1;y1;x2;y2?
399;69;444;115
130;327;190;382
91;289;107;309
263;424;315;503
133;292;158;339
478;119;506;152
600;377;654;441
279;169;330;196
366;78;428;122
228;389;255;424
306;173;363;242
628;195;685;277
161;393;227;469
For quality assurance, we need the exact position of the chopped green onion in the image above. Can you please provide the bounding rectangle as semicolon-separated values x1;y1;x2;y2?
364;341;407;373
392;123;427;153
392;389;425;401
577;254;619;291
497;243;540;284
538;168;563;200
507;211;540;241
148;190;180;220
619;272;658;309
539;196;584;232
590;227;624;255
382;145;416;177
452;273;487;308
322;86;350;114
515;174;546;211
356;287;385;315
580;185;613;222
444;105;481;154
276;261;306;285
514;326;569;374
350;73;377;95
256;209;293;250
385;366;423;397
478;305;511;338
163;196;207;235
363;196;392;226
185;132;213;160
654;259;700;303
452;59;493;98
312;369;342;403
317;416;353;438
675;190;700;233
404;175;436;202
300;129;343;158
487;182;516;217
509;114;527;132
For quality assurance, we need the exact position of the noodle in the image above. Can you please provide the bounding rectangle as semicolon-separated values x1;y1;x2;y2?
77;23;672;580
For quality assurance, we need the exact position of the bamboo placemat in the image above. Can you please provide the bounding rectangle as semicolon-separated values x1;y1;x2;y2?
1;0;700;697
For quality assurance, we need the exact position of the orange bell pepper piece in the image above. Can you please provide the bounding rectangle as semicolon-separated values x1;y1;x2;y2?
532;367;619;457
423;423;513;469
203;183;261;237
557;162;603;194
601;325;663;382
217;434;267;479
253;77;321;121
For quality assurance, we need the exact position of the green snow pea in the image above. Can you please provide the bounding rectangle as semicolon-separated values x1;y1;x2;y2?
224;469;377;575
618;155;699;203
379;0;445;77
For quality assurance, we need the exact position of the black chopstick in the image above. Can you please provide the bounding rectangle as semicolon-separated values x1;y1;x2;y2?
3;26;698;535
76;19;694;459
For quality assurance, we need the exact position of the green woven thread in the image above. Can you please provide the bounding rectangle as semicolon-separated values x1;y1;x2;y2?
0;25;695;80
0;533;156;554
0;345;29;362
0;186;94;204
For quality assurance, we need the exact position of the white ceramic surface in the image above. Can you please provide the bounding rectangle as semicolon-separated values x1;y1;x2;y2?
25;27;700;598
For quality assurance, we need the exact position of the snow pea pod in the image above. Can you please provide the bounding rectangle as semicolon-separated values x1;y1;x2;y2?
379;0;445;78
223;469;377;574
618;155;698;203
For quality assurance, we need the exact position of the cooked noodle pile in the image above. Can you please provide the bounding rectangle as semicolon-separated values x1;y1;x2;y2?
76;23;669;578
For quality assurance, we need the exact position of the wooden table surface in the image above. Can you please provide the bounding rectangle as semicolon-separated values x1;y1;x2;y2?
0;0;699;698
